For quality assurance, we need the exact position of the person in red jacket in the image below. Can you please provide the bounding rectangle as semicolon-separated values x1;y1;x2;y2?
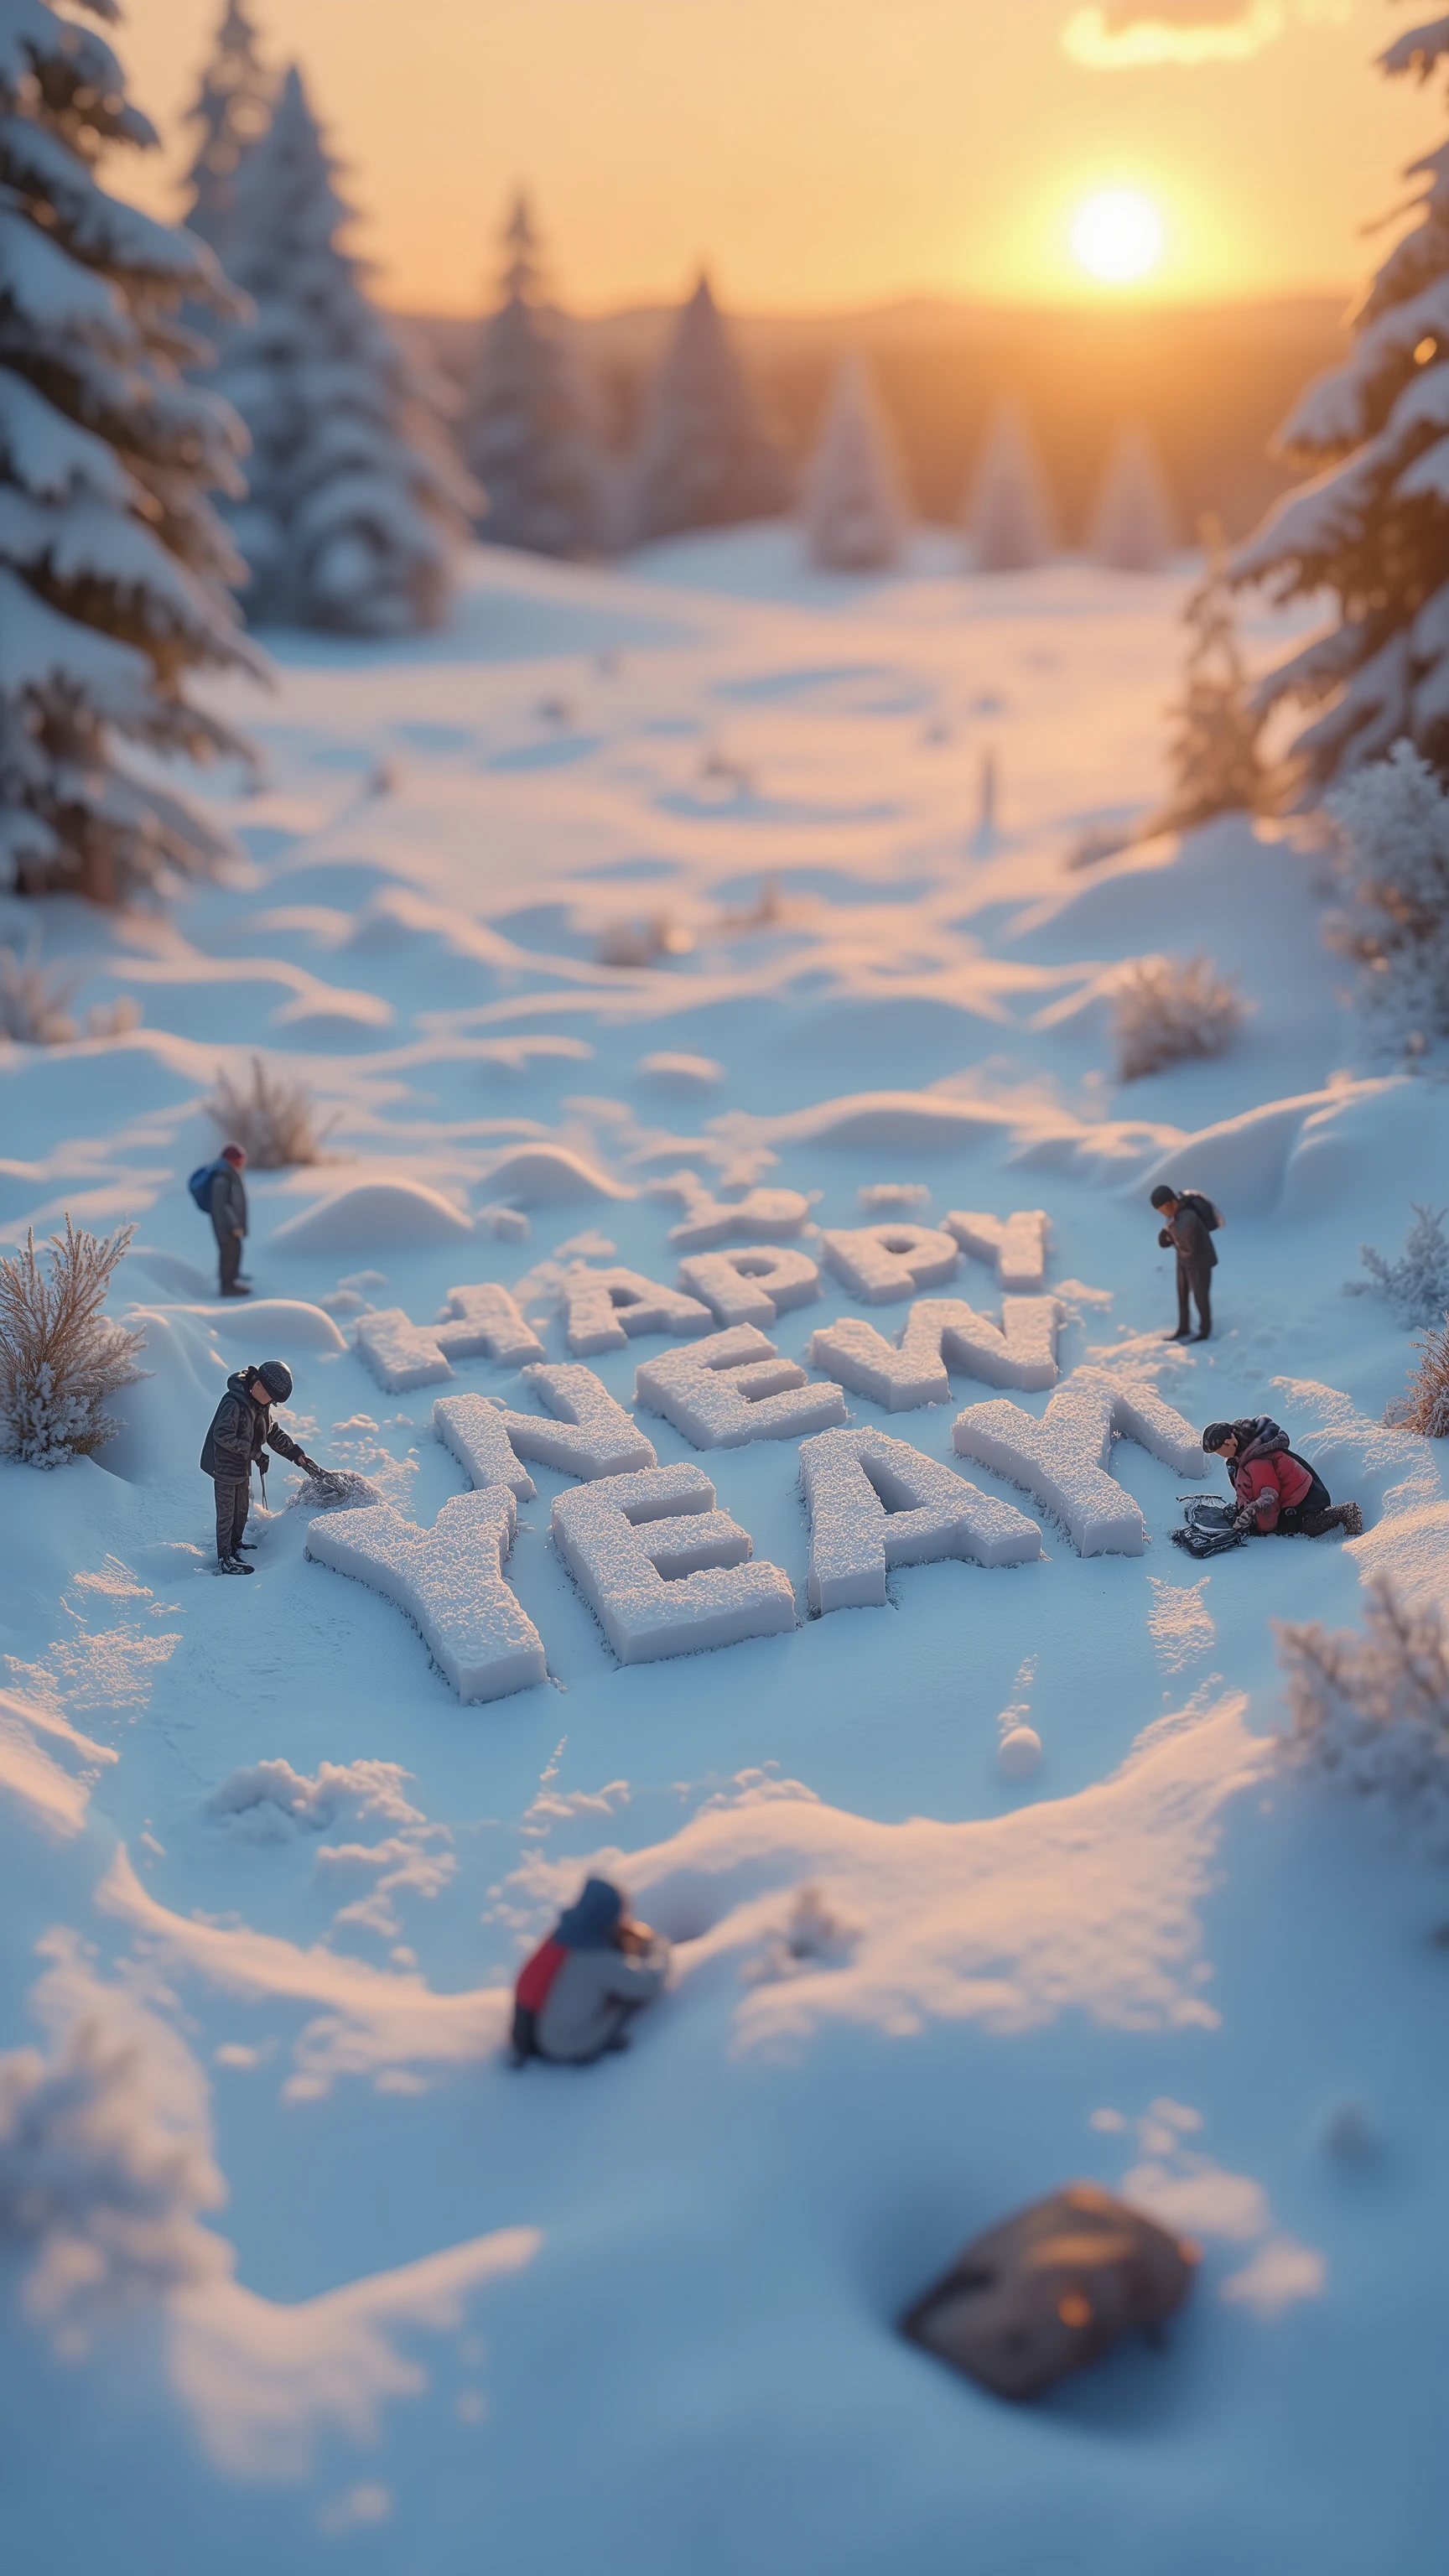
1201;1417;1363;1539
512;1877;670;2066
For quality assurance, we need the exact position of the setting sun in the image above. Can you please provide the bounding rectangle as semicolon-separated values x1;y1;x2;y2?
1070;188;1165;285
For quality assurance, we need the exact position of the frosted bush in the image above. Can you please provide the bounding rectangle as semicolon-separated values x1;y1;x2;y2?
0;1219;147;1467
1276;1578;1449;1856
0;944;78;1044
1112;951;1247;1082
1327;743;1449;1052
207;1055;336;1167
741;1884;856;1985
1347;1202;1449;1327
1390;1317;1449;1439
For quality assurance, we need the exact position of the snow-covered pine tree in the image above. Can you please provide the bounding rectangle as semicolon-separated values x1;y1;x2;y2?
179;0;273;265
1233;14;1449;784
0;0;258;906
1326;736;1449;1045
802;352;908;571
213;66;475;634
1090;419;1174;572
464;193;604;557
963;399;1054;573
631;274;792;546
1155;519;1272;828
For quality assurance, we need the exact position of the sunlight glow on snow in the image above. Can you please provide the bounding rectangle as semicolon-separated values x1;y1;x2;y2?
1070;190;1166;284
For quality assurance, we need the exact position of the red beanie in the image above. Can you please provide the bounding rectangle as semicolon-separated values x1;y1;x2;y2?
221;1143;247;1166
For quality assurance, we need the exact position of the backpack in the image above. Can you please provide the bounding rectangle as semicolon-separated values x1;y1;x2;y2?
188;1160;225;1213
1177;1189;1224;1231
1170;1498;1243;1561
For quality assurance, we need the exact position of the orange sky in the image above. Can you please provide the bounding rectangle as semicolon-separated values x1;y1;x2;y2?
116;0;1442;314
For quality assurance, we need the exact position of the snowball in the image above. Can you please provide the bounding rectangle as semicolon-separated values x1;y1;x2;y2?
551;1462;796;1664
305;1487;548;1704
676;1244;822;1329
944;1208;1050;1292
559;1266;712;1356
356;1308;455;1394
433;1393;537;1500
271;1180;475;1254
437;1281;543;1366
952;1368;1206;1557
497;1363;657;1481
808;1296;1062;1411
818;1223;960;1304
998;1727;1041;1779
634;1325;847;1449
799;1426;1041;1612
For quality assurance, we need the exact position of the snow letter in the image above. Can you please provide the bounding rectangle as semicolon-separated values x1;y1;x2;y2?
497;1363;657;1481
676;1244;822;1328
560;1266;711;1356
818;1223;959;1304
634;1325;847;1449
943;1209;1050;1292
552;1462;796;1664
306;1488;547;1703
808;1295;1062;1410
800;1427;1041;1612
356;1307;454;1394
433;1392;536;1499
437;1281;543;1366
951;1368;1207;1556
646;1169;811;1249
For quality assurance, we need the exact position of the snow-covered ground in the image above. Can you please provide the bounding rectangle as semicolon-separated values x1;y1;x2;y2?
3;529;1447;2573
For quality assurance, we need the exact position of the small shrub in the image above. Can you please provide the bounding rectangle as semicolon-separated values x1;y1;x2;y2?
1389;1314;1449;1436
1112;951;1248;1081
1347;1202;1449;1327
0;943;79;1045
1276;1576;1449;1856
741;1883;856;1985
206;1055;336;1168
0;1218;148;1467
85;995;142;1040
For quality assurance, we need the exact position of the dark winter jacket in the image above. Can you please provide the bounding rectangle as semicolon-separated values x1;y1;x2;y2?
1223;1417;1314;1533
209;1163;247;1244
1158;1202;1217;1274
200;1371;308;1481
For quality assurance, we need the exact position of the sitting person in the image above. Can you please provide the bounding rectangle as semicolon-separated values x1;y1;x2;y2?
1202;1417;1362;1540
512;1876;671;2066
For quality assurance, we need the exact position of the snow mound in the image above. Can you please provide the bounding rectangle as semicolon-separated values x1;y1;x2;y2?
101;1306;229;1484
159;1299;348;1353
944;1208;1050;1292
800;1426;1041;1611
204;1757;422;1841
808;1296;1062;1410
291;1469;383;1513
433;1391;537;1500
560;1265;711;1354
474;1144;632;1206
0;1688;117;1840
953;1368;1207;1555
271;1180;475;1254
551;1462;796;1663
499;1363;657;1480
305;1487;548;1704
127;1246;216;1300
677;1244;821;1328
819;1222;960;1303
635;1324;847;1448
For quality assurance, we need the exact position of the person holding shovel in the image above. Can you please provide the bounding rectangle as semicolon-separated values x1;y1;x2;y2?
200;1359;327;1574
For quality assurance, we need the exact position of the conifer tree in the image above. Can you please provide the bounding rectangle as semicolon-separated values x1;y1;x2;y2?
465;193;604;557
963;399;1054;573
1090;419;1175;573
1234;14;1449;784
179;0;273;264
0;0;258;905
631;274;792;546
212;66;475;634
1156;521;1271;830
802;352;908;571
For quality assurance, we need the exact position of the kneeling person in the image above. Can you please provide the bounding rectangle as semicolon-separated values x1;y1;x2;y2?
513;1877;671;2064
1202;1416;1362;1540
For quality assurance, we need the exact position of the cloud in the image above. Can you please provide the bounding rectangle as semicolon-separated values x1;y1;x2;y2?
1062;2;1348;68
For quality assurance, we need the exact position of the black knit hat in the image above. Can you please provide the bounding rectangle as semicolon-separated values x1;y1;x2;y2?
1149;1184;1177;1209
1202;1421;1233;1452
254;1359;293;1403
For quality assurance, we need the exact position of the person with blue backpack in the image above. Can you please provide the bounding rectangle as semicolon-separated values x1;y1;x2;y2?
188;1142;249;1297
